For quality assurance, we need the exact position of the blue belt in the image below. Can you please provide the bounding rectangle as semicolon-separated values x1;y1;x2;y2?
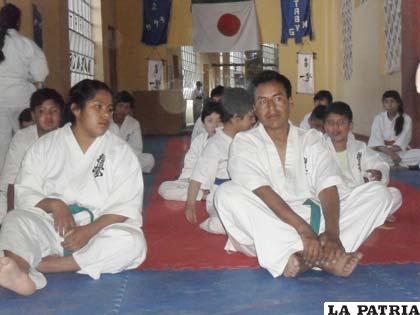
303;199;321;235
214;178;230;186
63;204;94;257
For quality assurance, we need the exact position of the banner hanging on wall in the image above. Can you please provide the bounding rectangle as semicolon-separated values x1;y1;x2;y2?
297;53;314;94
141;0;172;46
148;60;164;90
280;0;313;44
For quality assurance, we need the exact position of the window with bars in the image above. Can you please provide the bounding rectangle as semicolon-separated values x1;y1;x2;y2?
229;52;245;88
181;46;201;99
262;44;278;71
68;0;95;87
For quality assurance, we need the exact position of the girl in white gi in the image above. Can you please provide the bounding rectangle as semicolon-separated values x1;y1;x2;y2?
0;88;64;221
111;91;155;173
215;71;393;278
299;90;332;130
191;85;224;141
158;100;223;201
0;80;146;296
323;102;402;221
368;90;420;169
185;88;256;234
0;4;49;171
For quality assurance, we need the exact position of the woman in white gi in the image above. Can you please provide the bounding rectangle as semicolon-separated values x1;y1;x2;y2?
323;101;402;220
0;88;64;220
215;71;393;278
158;100;223;201
368;90;420;169
110;91;155;173
185;88;255;234
0;79;147;296
0;4;49;171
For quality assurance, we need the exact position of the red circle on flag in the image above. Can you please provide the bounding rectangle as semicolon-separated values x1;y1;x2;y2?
217;14;241;37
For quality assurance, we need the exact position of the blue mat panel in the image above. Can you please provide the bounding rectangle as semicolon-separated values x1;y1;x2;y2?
391;170;420;188
0;264;418;315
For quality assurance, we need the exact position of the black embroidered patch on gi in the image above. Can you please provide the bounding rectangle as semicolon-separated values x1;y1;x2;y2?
92;154;105;178
304;157;309;173
356;152;362;172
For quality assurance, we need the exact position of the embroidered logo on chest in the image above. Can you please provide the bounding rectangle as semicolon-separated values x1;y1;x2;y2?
303;157;309;174
356;152;362;172
92;154;106;178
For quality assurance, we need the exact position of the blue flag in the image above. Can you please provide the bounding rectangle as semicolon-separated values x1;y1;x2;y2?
280;0;313;44
141;0;172;46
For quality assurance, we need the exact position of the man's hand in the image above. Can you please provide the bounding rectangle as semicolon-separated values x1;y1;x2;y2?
50;200;75;236
365;169;382;182
61;225;93;252
185;203;197;224
389;151;402;164
318;232;345;265
298;226;322;265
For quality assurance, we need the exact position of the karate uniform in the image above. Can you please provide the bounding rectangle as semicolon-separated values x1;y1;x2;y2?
191;128;232;234
0;29;48;171
325;132;402;215
0;124;38;221
368;112;420;167
0;123;147;290
158;132;209;201
416;63;420;94
110;115;155;173
214;124;393;277
191;118;206;141
192;88;204;122
299;112;311;130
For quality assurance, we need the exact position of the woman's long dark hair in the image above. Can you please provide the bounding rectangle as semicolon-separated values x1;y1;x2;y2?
0;4;21;63
382;90;404;136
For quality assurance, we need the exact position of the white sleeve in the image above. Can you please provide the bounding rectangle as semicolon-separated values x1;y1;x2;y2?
416;63;420;94
395;115;412;151
14;143;47;209
362;146;390;185
181;134;205;178
100;145;143;223
29;40;49;83
305;138;343;197
368;116;385;147
190;141;220;186
228;135;271;192
127;123;143;155
299;113;311;129
0;134;27;189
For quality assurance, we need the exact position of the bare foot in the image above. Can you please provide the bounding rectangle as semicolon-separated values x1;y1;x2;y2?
283;253;311;278
0;257;36;296
36;255;80;273
321;252;362;277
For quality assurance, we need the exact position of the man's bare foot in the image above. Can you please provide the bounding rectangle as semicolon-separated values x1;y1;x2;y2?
321;252;362;277
36;255;80;273
283;253;312;278
0;257;36;296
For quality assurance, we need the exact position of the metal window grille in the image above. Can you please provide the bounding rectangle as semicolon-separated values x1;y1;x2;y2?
229;52;245;88
262;44;278;71
181;46;201;99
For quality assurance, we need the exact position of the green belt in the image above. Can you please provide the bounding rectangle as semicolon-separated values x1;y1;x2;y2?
303;199;321;235
63;204;94;257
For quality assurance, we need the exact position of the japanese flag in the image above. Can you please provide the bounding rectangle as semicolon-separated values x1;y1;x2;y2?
192;0;260;52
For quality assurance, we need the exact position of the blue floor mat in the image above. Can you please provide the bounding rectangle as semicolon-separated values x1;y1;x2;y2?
391;170;420;188
1;265;419;315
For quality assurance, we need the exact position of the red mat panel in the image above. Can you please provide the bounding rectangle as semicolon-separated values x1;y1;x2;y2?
139;138;420;271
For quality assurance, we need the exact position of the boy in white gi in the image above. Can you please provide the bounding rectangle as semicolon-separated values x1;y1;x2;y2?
158;100;223;201
299;90;332;130
191;85;224;141
0;79;147;296
111;91;155;173
323;101;402;221
0;88;64;221
368;90;420;169
185;88;256;234
215;71;393;278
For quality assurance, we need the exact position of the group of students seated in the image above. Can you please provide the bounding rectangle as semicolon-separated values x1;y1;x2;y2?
0;70;416;296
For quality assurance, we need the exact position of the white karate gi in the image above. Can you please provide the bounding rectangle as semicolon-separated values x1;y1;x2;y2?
191;118;207;141
0;29;48;171
214;124;393;277
368;112;420;167
191;128;232;234
158;132;209;201
0;123;147;290
299;112;311;130
0;124;38;221
416;63;420;94
192;88;204;122
110;115;155;173
325;133;402;215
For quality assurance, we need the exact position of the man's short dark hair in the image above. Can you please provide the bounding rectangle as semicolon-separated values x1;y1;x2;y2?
201;99;225;122
30;88;65;112
220;88;254;123
310;105;328;122
210;85;224;99
115;90;135;108
314;90;333;104
18;108;32;124
325;101;353;122
251;70;292;98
